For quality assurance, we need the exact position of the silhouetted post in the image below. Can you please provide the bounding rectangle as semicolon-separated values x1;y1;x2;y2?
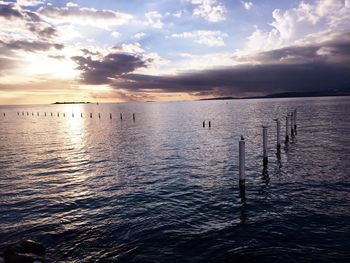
239;136;245;191
45;112;46;116
3;113;5;117
290;112;294;137
57;112;59;117
209;121;211;128
110;113;112;119
90;113;92;118
285;115;289;143
51;112;53;116
32;112;34;116
133;113;135;121
81;113;83;118
98;113;101;119
263;126;268;167
63;113;65;117
203;121;205;127
17;112;19;116
37;112;39;116
120;113;123;120
72;113;74;118
294;109;297;132
27;112;29;116
22;112;24;116
276;119;281;150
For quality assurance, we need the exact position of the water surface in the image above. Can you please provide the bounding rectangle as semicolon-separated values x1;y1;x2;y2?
1;97;350;262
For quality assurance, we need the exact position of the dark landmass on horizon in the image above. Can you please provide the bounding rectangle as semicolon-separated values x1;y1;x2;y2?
199;90;350;101
53;102;91;104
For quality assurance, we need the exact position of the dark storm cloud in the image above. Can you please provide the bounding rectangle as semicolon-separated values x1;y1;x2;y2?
116;63;350;96
71;53;150;85
0;39;64;52
110;35;349;96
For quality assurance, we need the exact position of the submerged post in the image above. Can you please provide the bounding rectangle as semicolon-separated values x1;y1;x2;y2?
51;112;53;116
120;113;123;120
81;113;83;118
57;112;59;117
90;113;92;118
209;121;211;128
263;126;268;167
3;113;5;117
239;136;246;190
63;113;65;117
98;113;101;119
285;115;289;143
110;113;112;119
22;112;24;116
203;121;205;127
133;113;135;121
45;112;46;117
37;112;39;116
72;113;74;118
294;109;297;132
17;112;19;116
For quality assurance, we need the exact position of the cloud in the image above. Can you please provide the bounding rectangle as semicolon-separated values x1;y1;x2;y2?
241;1;253;11
0;3;58;41
192;0;226;22
245;0;350;52
145;11;163;28
110;34;350;97
133;32;146;39
0;39;63;52
38;5;133;29
111;31;121;38
16;0;44;6
171;30;228;46
71;52;150;85
0;57;16;75
112;42;144;53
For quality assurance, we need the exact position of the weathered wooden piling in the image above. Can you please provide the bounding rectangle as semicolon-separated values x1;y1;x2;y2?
90;113;92;118
110;113;112;119
3;113;5;117
32;112;33;116
285;115;289;143
120;113;123;120
98;113;101;119
239;136;245;190
57;112;59;117
37;112;39;116
203;121;205;127
51;112;53;116
209;121;211;128
133;113;135;121
294;109;297;132
263;126;268;167
17;112;19;116
44;112;46;116
63;113;65;117
27;112;29;116
81;113;83;118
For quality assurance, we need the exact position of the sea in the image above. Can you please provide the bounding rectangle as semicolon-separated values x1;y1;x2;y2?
0;96;350;262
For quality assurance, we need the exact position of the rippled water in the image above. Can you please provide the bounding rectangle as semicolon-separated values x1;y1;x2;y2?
1;97;350;262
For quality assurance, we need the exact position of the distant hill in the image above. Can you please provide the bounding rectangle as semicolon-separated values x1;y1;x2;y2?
199;90;350;101
53;102;91;104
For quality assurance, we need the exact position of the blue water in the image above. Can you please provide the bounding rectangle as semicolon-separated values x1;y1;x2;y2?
0;97;350;262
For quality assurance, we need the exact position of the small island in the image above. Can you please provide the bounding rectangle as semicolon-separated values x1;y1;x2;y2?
53;102;92;104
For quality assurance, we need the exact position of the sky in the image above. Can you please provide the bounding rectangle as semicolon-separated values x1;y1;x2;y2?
0;0;349;104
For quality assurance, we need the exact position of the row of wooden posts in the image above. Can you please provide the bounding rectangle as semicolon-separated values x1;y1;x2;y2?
239;109;298;191
3;112;136;120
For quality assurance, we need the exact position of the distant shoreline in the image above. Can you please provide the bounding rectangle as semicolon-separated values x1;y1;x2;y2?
53;102;92;104
199;90;350;101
